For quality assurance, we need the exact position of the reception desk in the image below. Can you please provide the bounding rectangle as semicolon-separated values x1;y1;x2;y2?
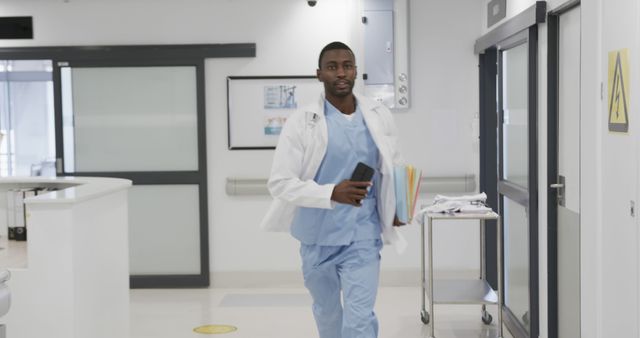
0;176;131;338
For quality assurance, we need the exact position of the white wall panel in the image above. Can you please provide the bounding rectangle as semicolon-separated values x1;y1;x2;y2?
579;0;603;335
600;0;639;336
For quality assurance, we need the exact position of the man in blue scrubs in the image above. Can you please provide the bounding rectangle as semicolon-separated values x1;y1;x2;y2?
264;41;405;338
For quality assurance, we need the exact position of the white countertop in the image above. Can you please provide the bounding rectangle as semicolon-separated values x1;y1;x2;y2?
0;176;132;205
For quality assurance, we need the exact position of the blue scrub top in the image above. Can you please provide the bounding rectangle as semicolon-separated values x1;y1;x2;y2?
291;99;381;246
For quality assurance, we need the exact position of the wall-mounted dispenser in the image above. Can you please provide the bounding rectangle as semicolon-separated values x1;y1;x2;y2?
362;0;410;110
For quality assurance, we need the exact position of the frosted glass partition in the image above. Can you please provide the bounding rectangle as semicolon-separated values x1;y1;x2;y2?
504;197;530;332
63;66;198;172
502;43;529;188
0;60;55;176
128;184;201;275
11;81;55;175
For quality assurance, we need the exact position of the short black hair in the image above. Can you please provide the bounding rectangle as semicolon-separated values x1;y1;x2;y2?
318;41;355;69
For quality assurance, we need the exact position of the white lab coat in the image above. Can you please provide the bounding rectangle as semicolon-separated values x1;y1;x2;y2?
259;93;408;253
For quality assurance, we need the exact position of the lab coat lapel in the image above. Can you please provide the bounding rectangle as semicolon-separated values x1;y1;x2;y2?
358;95;393;176
302;95;328;180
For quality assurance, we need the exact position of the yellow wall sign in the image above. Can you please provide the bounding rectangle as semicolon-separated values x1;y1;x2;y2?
608;49;630;132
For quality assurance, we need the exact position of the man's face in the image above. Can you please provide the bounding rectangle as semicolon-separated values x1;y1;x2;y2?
317;49;357;98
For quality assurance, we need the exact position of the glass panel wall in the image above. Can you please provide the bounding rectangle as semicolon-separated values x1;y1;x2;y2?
504;196;530;331
62;66;198;173
128;184;201;275
502;44;528;189
499;36;534;336
0;60;55;176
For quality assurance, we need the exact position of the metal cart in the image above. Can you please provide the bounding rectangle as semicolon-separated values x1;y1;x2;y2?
419;211;503;338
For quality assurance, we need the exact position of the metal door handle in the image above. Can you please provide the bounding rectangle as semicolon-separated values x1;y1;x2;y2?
551;175;566;207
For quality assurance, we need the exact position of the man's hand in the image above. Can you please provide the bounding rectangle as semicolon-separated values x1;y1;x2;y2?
331;180;371;206
393;215;406;227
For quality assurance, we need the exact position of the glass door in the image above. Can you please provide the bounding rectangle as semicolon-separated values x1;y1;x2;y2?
57;60;209;288
497;28;538;338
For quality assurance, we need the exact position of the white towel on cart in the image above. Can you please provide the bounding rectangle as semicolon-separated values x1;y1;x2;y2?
419;192;492;215
433;193;487;203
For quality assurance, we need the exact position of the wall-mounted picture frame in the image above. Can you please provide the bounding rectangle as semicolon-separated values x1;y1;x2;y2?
227;75;322;150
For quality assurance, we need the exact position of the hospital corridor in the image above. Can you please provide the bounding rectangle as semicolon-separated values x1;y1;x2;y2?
0;0;637;338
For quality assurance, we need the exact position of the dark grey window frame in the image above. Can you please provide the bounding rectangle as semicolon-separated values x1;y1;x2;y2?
479;46;499;289
0;43;256;288
476;2;545;337
547;1;580;337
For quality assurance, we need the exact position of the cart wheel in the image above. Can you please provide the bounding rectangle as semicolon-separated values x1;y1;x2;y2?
420;310;430;324
481;312;493;325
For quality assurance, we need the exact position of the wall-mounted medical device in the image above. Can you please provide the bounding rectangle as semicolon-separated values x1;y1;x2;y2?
362;0;410;110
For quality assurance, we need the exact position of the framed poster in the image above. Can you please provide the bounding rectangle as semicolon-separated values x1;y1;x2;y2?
227;75;322;150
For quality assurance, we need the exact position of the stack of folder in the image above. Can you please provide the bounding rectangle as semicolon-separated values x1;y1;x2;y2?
394;165;422;223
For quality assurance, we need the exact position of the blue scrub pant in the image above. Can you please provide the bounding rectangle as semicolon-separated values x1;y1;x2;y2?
300;239;383;338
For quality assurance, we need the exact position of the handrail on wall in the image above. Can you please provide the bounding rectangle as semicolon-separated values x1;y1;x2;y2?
225;175;476;196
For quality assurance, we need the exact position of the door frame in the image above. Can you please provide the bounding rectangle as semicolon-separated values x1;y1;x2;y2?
479;46;499;289
59;57;210;288
496;27;539;338
547;1;581;337
476;2;546;337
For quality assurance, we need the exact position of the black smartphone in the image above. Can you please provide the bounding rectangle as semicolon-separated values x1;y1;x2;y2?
350;162;375;182
350;162;374;204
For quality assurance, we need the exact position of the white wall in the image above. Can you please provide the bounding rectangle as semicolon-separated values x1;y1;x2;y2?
583;0;640;336
579;2;603;337
0;0;483;281
599;1;639;337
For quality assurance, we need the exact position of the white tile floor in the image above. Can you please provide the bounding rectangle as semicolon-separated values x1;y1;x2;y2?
0;238;26;269
130;286;513;338
0;238;513;337
0;240;514;337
